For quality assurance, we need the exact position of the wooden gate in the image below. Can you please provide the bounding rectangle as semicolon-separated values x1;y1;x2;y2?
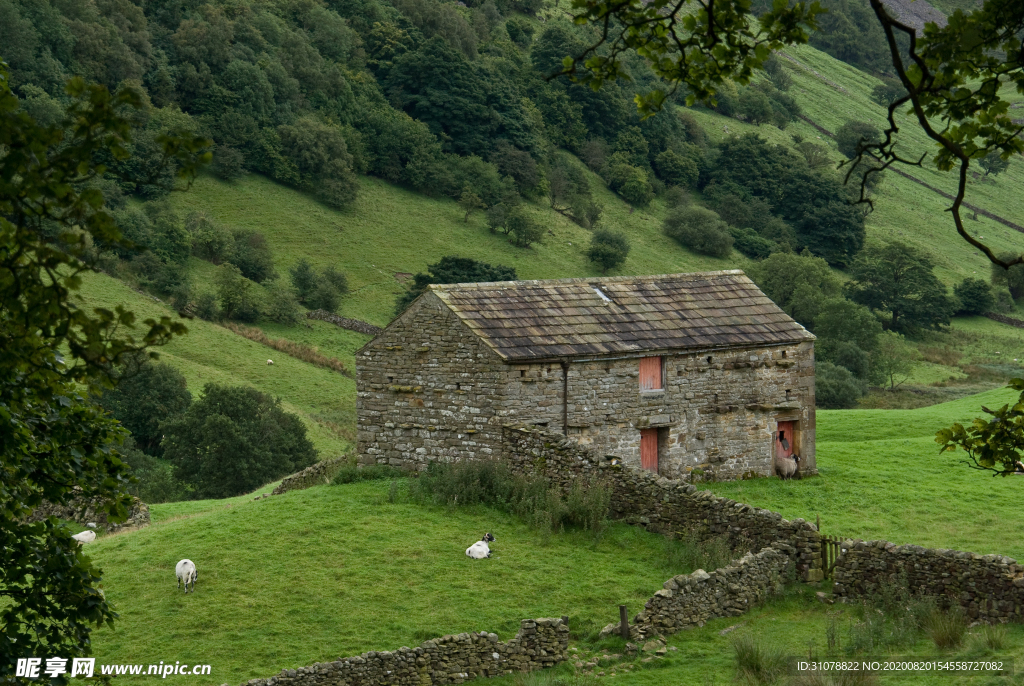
820;534;844;579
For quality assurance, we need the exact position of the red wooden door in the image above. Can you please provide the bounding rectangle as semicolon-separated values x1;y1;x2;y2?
640;428;658;472
776;421;795;459
639;356;663;390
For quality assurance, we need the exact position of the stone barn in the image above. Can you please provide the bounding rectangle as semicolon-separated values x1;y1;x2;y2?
356;270;816;480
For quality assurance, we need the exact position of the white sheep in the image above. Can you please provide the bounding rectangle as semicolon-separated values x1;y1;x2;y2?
176;559;198;593
71;530;96;544
465;533;495;559
775;454;801;480
267;359;274;365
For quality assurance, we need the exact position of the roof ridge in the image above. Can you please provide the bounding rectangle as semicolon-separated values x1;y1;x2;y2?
425;270;746;292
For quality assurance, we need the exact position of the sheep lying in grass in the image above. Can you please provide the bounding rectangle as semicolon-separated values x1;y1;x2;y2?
176;559;198;593
466;533;495;559
71;530;96;544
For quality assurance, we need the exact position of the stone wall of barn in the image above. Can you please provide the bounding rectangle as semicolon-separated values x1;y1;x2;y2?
502;425;824;581
357;296;815;479
832;540;1024;622
356;292;507;469
502;341;816;479
236;618;569;686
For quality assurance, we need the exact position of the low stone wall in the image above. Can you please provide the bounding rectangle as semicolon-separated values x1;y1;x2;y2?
502;425;823;581
618;547;792;641
234;618;569;686
27;494;150;532
272;454;354;495
833;540;1024;622
307;310;383;336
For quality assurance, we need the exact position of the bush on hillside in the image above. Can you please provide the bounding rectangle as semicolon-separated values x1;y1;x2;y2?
836;120;882;159
586;230;630;273
215;263;262;323
663;205;733;257
264;283;304;325
816;361;864;409
230;229;277;283
506;207;544;248
163;384;318;499
991;253;1024;300
954;277;994;316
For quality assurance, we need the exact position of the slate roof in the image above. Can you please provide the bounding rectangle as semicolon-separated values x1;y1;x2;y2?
426;270;814;361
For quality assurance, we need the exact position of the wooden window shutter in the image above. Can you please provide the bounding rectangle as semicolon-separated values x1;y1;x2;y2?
639;356;663;391
640;428;658;472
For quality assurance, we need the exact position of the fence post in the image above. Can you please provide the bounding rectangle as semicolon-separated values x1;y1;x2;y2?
619;605;629;640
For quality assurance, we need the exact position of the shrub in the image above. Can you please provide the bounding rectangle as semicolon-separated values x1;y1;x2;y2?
836;121;882;159
264;283;303;325
188;211;233;264
663;205;733;257
194;292;220;321
230;229;276;283
616;166;654;206
990;253;1024;300
924;606;967;650
816;361;864;409
118;439;188;504
662;185;690;208
97;354;192;456
586;230;630;273
730;226;776;259
654;149;698;187
732;634;787;685
954;277;994;315
162;384;318;499
506;207;544;247
408;460;610;535
215;263;262;322
822;340;870;380
333;464;405;484
212;144;245;180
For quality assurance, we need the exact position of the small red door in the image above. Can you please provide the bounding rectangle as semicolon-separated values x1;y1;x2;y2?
776;421;795;459
640;428;658;472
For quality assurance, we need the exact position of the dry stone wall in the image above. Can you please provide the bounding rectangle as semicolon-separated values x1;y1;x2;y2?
233;618;569;686
502;425;824;581
26;494;150;532
620;547;792;640
833;540;1024;622
272;454;353;495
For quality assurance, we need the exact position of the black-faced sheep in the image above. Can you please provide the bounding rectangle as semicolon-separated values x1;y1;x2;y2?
176;559;198;593
775;454;801;480
465;533;495;559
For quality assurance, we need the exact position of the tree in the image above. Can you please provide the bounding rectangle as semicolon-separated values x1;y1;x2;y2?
836;120;882;160
937;378;1024;477
663;205;733;257
0;66;206;677
654;149;698;187
564;0;1024;272
954;278;994;315
746;251;843;329
459;187;485;222
870;331;919;391
162;384;318;499
215;263;261;322
229;229;276;283
586;230;630;272
991;252;1024;300
846;242;955;333
395;256;517;314
97;355;192;456
290;258;319;302
506;207;544;248
978;151;1010;178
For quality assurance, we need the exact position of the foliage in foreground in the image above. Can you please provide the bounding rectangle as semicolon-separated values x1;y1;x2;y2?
937;377;1024;477
0;65;206;679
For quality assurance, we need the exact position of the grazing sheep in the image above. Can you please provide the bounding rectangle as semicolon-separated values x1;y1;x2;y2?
466;533;495;559
71;530;96;544
267;359;274;365
86;522;97;529
176;559;198;593
775;454;801;480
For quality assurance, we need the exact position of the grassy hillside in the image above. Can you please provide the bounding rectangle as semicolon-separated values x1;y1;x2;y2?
86;481;698;685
